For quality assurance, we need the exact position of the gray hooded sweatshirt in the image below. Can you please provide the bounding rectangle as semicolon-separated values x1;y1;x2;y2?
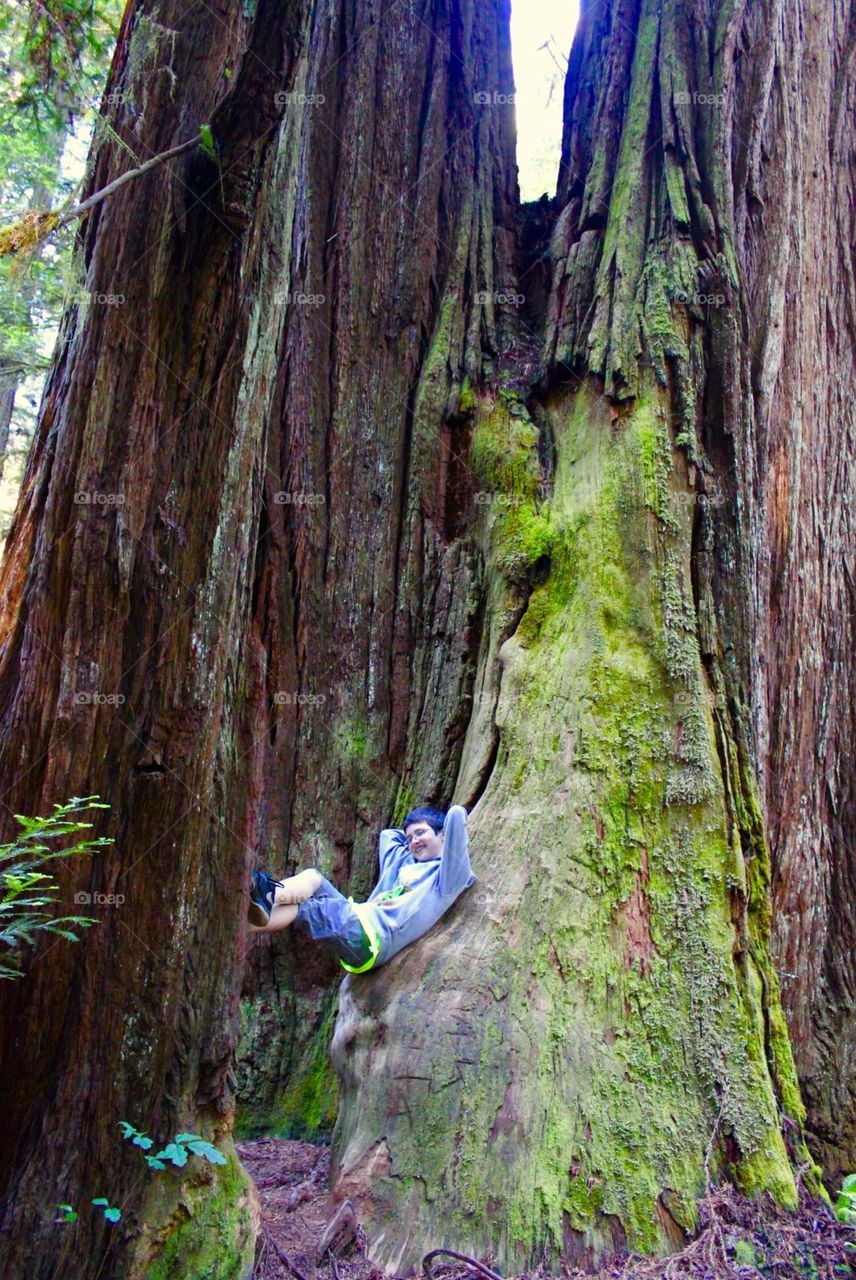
346;805;475;969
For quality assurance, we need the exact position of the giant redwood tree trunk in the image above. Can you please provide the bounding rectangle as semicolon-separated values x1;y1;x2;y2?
328;0;854;1272
0;0;516;1276
0;0;852;1278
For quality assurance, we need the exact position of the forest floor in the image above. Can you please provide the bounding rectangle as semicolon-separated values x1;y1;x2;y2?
240;1138;855;1280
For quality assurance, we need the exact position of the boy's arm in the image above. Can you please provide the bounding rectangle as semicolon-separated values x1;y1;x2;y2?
437;805;476;898
377;826;408;880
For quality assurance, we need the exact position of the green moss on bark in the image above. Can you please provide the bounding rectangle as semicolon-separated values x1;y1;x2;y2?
469;392;554;583
130;1136;258;1280
236;995;338;1140
332;374;808;1274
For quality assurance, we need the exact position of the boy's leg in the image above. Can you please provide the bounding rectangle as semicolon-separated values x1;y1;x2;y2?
248;870;371;966
292;876;374;967
248;868;321;932
253;901;299;934
273;868;322;905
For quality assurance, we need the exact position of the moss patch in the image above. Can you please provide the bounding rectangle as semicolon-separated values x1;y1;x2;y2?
350;378;800;1270
236;996;338;1141
130;1134;258;1280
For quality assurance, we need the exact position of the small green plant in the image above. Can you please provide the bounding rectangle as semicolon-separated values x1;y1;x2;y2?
835;1174;856;1225
56;1197;121;1224
0;795;113;979
197;123;226;207
56;1121;228;1229
118;1120;227;1169
91;1198;121;1223
198;123;218;161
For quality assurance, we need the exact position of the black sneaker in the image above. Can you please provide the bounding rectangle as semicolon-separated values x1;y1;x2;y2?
248;870;284;928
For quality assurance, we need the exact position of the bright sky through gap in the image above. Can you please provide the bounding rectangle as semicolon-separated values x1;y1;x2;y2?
509;0;580;202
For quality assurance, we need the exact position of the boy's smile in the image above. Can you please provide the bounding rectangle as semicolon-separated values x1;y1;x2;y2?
404;820;445;861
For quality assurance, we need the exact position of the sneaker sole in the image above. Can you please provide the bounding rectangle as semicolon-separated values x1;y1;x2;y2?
248;901;271;929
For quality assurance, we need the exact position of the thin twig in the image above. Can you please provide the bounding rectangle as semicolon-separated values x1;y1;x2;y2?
422;1247;503;1280
0;134;204;257
264;1228;312;1280
54;135;203;229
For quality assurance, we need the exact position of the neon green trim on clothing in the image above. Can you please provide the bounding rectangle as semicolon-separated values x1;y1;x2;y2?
375;884;406;901
339;898;381;973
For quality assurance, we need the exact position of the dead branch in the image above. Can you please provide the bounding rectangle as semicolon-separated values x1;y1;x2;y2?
0;134;202;258
422;1248;503;1280
315;1200;357;1262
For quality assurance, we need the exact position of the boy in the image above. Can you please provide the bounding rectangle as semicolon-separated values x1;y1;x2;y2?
247;805;475;973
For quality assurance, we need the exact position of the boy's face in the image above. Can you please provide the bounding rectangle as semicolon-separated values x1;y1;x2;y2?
404;820;445;861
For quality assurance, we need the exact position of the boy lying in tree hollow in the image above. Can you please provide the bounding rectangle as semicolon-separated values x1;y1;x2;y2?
247;805;475;973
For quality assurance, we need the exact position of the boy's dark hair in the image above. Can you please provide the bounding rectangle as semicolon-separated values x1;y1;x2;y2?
402;805;446;835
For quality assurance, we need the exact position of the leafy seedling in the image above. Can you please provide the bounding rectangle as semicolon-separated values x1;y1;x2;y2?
836;1174;856;1226
117;1120;153;1149
91;1198;121;1223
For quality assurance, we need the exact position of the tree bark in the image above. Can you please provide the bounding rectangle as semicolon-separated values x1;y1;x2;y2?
548;0;856;1188
0;0;516;1276
0;0;851;1278
329;0;853;1271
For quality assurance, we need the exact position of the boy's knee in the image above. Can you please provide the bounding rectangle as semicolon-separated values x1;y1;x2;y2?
277;867;322;905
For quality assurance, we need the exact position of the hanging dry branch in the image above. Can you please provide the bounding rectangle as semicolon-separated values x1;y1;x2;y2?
0;132;203;258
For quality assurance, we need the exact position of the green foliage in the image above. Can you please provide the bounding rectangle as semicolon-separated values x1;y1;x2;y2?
0;0;121;130
119;1121;228;1170
57;1121;231;1234
0;0;122;533
0;794;112;978
57;1196;121;1225
118;1119;154;1149
835;1174;856;1226
91;1197;121;1222
198;124;217;162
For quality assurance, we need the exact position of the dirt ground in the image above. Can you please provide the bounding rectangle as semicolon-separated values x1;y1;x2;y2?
240;1138;855;1280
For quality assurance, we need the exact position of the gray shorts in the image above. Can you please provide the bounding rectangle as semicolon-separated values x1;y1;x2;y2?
294;875;373;968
